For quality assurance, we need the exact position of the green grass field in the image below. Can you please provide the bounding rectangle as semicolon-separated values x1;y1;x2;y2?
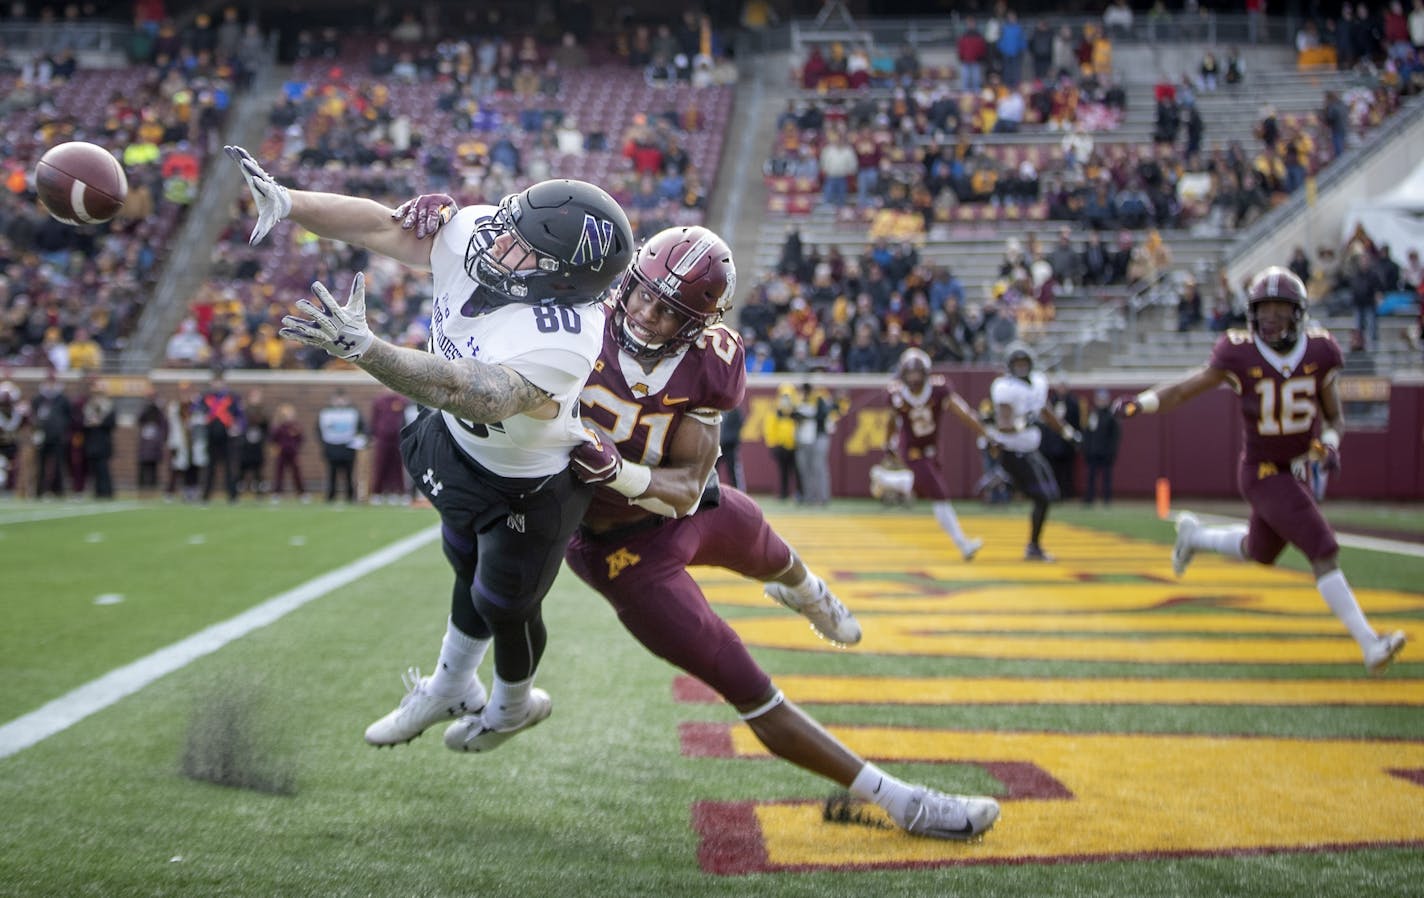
1;497;1421;898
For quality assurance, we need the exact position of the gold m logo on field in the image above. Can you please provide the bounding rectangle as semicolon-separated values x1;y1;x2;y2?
693;726;1424;871
684;515;1424;872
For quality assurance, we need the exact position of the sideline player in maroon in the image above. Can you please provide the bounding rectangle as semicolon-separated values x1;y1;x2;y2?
1115;266;1406;674
566;225;1000;840
366;389;408;504
884;347;990;560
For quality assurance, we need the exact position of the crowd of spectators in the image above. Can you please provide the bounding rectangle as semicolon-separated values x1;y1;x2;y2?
171;20;732;369
0;7;258;370
737;215;1424;376
743;4;1424;373
736;219;1187;375
774;40;1412;239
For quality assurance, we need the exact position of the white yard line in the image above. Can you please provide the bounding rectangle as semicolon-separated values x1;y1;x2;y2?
1190;512;1424;559
0;525;440;760
0;502;142;526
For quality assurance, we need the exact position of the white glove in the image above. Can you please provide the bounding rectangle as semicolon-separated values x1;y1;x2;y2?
280;273;375;360
225;144;292;246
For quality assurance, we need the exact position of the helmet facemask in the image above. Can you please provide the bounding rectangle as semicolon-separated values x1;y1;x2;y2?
464;195;563;301
1248;300;1304;352
612;276;712;362
1245;266;1308;353
1005;342;1034;381
611;227;734;362
896;347;931;390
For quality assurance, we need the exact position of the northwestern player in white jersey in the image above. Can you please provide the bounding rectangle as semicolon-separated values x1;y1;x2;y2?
225;147;634;751
988;343;1079;561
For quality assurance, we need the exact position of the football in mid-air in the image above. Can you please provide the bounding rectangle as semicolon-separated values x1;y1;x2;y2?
34;141;129;225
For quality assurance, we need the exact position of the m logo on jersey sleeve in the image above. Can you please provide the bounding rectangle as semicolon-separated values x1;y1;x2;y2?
573;214;615;270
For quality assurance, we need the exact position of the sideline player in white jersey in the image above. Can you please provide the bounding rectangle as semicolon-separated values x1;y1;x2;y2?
988;343;1079;561
225;147;634;751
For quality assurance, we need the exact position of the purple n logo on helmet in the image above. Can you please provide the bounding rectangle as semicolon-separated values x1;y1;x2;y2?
573;214;615;269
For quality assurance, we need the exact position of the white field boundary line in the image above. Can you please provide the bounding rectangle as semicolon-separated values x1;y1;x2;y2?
1189;512;1424;559
0;524;440;761
0;502;143;525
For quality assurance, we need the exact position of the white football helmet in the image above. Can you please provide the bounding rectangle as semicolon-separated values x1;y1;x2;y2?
870;462;915;504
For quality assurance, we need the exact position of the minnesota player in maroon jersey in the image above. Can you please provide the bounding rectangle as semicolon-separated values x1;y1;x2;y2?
1115;266;1406;674
883;347;990;560
566;225;1000;840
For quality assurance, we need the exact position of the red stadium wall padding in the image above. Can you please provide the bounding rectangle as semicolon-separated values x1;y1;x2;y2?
1;371;1417;501
737;377;1424;502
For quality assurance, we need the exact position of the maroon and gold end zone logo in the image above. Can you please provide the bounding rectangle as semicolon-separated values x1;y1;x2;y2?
679;517;1424;875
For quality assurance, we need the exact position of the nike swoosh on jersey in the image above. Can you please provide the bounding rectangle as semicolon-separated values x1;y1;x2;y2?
662;395;690;405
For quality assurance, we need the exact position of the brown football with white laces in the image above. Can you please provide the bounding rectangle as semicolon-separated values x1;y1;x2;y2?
34;141;129;225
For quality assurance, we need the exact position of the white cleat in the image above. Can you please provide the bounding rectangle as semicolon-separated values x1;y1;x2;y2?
365;667;487;746
961;537;984;562
765;576;862;646
1364;630;1407;675
1172;512;1200;578
896;786;1000;840
444;688;552;753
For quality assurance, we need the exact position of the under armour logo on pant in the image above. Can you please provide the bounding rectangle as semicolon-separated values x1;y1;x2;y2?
422;467;444;497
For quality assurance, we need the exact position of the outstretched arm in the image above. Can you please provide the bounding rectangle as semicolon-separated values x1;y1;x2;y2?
947;391;990;441
1037;401;1074;439
286;191;435;270
282;274;556;422
355;342;554;422
1114;366;1230;417
227;145;433;269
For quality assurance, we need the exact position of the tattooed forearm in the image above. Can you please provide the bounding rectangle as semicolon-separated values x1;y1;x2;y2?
356;341;550;422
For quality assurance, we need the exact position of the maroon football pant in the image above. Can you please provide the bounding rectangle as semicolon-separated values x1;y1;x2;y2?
1238;463;1339;564
907;452;951;501
565;487;791;707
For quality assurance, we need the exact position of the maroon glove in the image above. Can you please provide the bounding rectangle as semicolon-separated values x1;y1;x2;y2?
1110;396;1142;418
571;428;622;485
391;193;457;239
1314;439;1342;473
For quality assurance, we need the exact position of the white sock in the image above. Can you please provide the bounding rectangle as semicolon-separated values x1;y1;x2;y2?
850;762;913;824
1317;569;1377;649
785;570;822;601
427;618;491;696
486;675;534;728
932;501;969;552
1195;524;1247;560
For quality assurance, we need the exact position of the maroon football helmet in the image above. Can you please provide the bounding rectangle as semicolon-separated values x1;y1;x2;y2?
897;347;932;376
1246;265;1308;351
612;226;736;360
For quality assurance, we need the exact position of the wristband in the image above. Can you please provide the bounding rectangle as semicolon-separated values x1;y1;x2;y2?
1320;428;1340;451
607;459;652;498
632;493;683;517
737;689;785;721
1135;390;1160;414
